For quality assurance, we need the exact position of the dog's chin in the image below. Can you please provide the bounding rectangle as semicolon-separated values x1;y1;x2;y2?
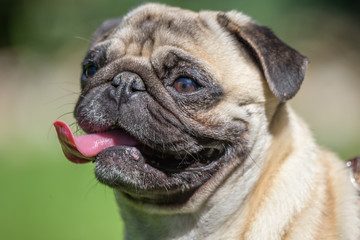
93;134;228;206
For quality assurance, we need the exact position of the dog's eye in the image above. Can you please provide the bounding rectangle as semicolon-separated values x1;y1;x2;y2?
173;78;200;93
81;63;98;89
83;63;98;79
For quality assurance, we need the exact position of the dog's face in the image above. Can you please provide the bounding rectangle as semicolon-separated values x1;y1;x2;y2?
74;4;307;208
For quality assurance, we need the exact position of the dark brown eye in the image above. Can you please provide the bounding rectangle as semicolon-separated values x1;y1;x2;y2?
83;63;97;79
81;63;98;89
173;78;200;93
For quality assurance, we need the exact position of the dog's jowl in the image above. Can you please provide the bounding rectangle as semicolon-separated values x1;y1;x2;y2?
54;3;360;240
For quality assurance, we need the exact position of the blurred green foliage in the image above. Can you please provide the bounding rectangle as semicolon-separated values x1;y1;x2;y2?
0;142;123;240
1;0;359;54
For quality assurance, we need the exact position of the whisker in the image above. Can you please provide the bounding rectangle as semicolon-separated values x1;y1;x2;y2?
47;122;56;139
71;122;84;136
47;93;78;105
73;36;91;43
84;179;102;199
55;102;76;110
56;112;74;119
59;87;81;95
69;121;78;128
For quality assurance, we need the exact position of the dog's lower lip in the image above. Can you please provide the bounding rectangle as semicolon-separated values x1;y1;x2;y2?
93;144;226;204
95;144;223;173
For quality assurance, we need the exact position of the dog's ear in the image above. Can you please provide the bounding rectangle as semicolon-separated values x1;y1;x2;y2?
90;17;123;48
217;12;308;101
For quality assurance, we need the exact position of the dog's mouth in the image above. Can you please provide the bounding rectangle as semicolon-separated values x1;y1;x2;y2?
54;120;227;204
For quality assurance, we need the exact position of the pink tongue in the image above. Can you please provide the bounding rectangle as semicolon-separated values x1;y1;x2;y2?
53;120;138;164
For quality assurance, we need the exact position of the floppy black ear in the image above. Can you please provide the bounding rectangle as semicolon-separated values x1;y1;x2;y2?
90;17;123;48
217;12;308;101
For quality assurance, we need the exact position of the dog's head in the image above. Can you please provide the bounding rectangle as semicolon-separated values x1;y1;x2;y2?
73;3;307;209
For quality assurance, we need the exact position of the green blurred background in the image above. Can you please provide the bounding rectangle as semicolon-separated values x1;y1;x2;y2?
0;0;359;239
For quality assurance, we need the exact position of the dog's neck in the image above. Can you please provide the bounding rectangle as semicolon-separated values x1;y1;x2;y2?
115;104;314;240
115;153;267;239
114;156;262;240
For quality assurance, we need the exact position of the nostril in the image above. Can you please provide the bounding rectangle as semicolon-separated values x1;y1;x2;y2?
109;72;146;104
131;76;146;92
111;72;145;92
111;75;122;88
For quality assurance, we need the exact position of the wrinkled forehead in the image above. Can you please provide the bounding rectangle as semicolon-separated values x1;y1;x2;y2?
95;5;210;58
120;4;201;36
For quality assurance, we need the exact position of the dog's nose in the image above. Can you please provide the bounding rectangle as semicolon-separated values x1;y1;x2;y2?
109;72;146;104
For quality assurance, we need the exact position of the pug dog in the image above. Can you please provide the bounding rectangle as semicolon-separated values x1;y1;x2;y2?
54;3;360;240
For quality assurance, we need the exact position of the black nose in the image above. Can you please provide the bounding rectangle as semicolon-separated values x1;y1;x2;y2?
109;72;146;104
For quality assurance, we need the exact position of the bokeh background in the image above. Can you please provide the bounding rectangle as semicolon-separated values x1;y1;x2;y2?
1;0;359;239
